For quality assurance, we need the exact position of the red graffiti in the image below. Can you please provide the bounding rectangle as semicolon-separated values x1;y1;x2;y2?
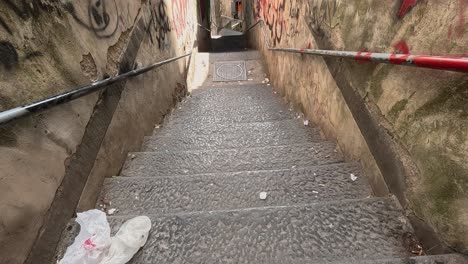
397;0;418;18
172;0;188;36
448;0;467;39
255;0;286;45
393;40;410;54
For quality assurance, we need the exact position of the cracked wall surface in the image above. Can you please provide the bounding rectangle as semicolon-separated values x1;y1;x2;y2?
246;0;467;253
0;0;197;263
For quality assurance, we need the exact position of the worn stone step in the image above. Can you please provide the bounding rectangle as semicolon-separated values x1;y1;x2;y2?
122;143;343;177
167;109;295;124
58;197;412;263
186;85;285;104
206;50;262;62
100;163;371;215
145;120;321;151
326;255;468;264
191;83;274;96
155;119;313;137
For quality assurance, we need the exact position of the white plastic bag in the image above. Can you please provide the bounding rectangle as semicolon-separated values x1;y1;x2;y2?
100;216;152;264
59;209;111;264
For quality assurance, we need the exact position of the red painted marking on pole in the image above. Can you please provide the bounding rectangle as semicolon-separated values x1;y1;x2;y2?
356;51;372;64
398;0;418;18
300;48;305;53
393;40;410;54
389;54;411;64
412;56;468;72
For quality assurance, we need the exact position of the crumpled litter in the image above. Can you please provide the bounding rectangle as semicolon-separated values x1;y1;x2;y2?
59;210;151;264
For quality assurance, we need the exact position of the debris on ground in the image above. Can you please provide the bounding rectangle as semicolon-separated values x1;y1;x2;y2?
259;192;268;200
403;232;424;256
59;209;111;264
303;120;309;126
261;78;270;84
350;174;358;181
59;210;151;264
107;208;118;215
100;216;152;264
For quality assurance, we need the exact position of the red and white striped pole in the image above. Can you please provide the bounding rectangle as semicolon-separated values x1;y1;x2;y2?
270;47;468;73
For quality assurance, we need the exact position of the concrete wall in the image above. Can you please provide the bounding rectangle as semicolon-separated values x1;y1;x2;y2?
0;0;197;263
246;0;467;253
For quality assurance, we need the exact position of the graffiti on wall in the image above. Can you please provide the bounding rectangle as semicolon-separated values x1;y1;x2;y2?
0;0;55;35
63;0;119;39
397;0;418;18
448;0;467;39
172;0;188;37
307;0;338;39
147;0;172;50
0;1;50;71
254;0;287;45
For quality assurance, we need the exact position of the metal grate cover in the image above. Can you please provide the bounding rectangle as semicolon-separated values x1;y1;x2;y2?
213;61;247;82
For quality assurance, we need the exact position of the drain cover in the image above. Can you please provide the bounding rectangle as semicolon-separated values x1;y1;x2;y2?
213;61;247;82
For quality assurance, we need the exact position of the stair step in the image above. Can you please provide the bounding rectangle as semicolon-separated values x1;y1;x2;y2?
167;109;295;124
100;163;371;215
155;119;311;136
190;83;274;96
189;85;281;103
122;143;343;177
325;255;468;264
168;99;295;122
205;50;262;61
59;198;412;263
145;120;321;151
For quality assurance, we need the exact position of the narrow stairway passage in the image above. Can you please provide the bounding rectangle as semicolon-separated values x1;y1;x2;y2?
56;50;466;264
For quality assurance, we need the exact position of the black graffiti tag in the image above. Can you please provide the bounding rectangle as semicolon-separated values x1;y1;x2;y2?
63;0;119;39
147;1;172;50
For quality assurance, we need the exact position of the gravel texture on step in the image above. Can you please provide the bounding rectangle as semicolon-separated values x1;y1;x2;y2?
145;120;321;151
206;50;262;61
154;119;312;136
100;163;371;215
122;143;343;177
57;198;412;264
191;84;275;96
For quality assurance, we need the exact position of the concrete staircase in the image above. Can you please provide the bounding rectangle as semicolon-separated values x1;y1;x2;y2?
56;51;467;263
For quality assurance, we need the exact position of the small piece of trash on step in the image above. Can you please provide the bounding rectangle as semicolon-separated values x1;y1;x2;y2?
107;208;118;215
350;174;358;181
248;78;253;81
303;120;309;126
259;192;268;200
261;78;270;84
130;154;136;160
